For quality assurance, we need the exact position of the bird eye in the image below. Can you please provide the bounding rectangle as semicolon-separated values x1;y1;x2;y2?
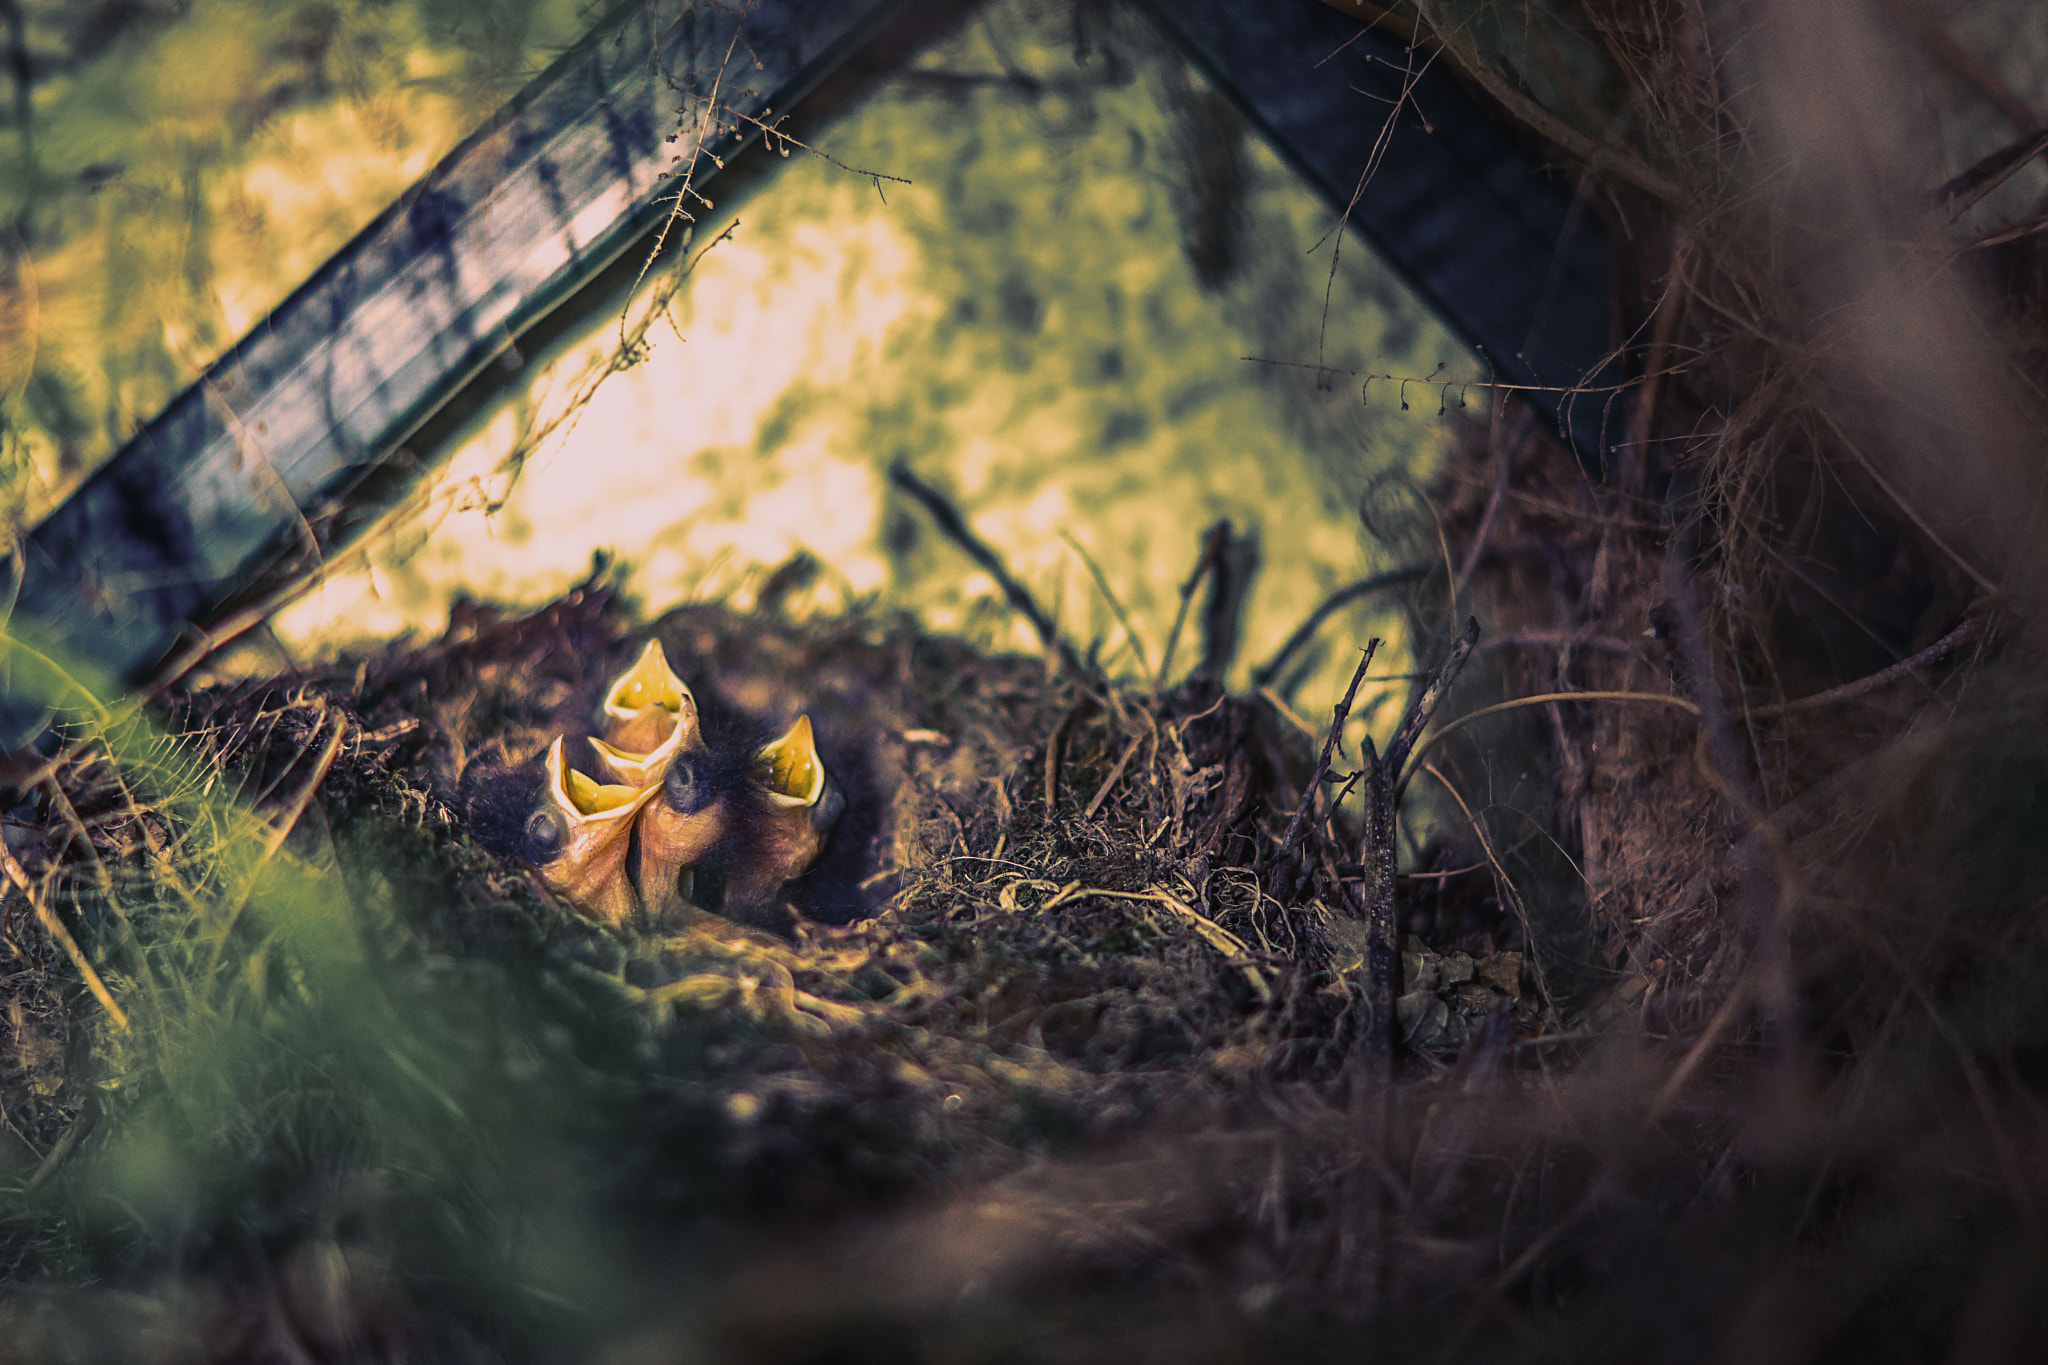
664;754;710;813
524;807;567;860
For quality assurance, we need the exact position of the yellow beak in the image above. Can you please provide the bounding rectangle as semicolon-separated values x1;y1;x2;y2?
752;714;825;808
529;735;659;924
725;715;845;909
601;639;701;755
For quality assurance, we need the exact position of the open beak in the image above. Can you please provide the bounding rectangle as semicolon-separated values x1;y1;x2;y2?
725;715;846;908
601;639;702;756
632;751;732;924
589;728;685;788
528;736;660;924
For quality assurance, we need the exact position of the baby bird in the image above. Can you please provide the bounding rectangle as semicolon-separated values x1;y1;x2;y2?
720;714;847;911
631;746;734;923
588;639;729;922
474;638;848;928
526;735;660;926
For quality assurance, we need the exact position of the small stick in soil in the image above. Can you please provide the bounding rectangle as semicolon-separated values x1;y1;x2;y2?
889;459;1084;675
1082;731;1147;821
1268;639;1380;899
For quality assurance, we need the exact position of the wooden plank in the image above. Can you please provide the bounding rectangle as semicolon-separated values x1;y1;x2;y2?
2;0;904;741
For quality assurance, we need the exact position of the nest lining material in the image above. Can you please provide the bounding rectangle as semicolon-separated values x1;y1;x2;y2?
0;555;1547;1328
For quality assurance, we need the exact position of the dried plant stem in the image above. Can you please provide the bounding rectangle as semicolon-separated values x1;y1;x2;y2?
1407;0;1682;203
1404;689;1703;794
205;709;346;966
1383;616;1480;781
1079;886;1271;1002
1043;705;1082;818
1747;617;1977;716
1082;732;1146;821
1451;398;1513;608
888;460;1083;676
0;843;128;1032
1814;407;1996;593
1270;640;1380;898
1252;564;1430;690
1059;529;1151;674
1155;523;1225;691
1405;619;1978;793
1356;731;1396;1065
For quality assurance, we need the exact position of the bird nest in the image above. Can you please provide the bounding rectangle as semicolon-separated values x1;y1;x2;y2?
0;521;1567;1356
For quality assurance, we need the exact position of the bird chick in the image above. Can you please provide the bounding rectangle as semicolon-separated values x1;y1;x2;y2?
720;715;847;911
526;735;660;925
630;748;735;924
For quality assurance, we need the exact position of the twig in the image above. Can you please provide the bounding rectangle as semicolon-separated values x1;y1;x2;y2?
888;460;1083;675
1747;617;1978;717
1059;529;1151;675
1256;687;1320;740
1079;886;1272;1003
1403;689;1702;795
1642;975;1752;1131
1250;564;1430;689
41;775;157;992
1451;398;1514;608
1155;523;1226;690
1877;0;2044;137
1396;617;1978;793
1082;732;1147;821
1383;616;1481;782
1966;211;2048;250
1940;129;2048;213
0;844;128;1032
21;1093;97;1193
1480;630;1642;656
1269;641;1381;898
1355;729;1396;1066
1406;0;1682;204
1043;705;1083;818
1813;407;1995;593
205;708;347;967
728;107;913;199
